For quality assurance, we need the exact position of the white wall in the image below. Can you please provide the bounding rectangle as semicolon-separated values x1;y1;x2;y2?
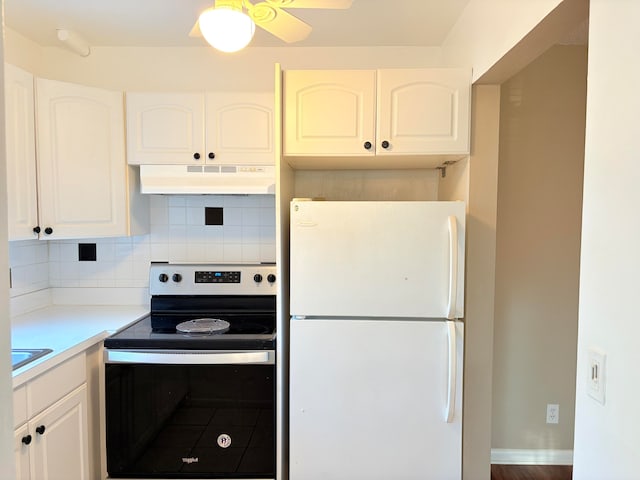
573;2;640;479
441;0;564;82
4;28;444;92
0;7;17;476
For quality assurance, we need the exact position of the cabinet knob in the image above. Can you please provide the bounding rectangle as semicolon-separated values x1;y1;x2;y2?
36;425;46;435
208;152;215;159
363;141;372;150
381;140;390;149
33;226;41;234
21;435;32;445
193;152;201;160
44;227;53;235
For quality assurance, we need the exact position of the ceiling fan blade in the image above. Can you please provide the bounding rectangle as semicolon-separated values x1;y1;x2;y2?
250;3;312;43
188;19;202;38
262;0;352;8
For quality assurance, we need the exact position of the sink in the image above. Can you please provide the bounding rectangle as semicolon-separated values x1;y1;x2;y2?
11;348;53;371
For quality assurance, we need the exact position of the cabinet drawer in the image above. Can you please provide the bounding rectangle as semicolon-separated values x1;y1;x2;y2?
13;385;27;428
27;353;86;417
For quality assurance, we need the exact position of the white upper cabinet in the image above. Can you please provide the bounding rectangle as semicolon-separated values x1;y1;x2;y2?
4;64;39;240
376;69;471;155
283;68;471;167
35;77;146;240
205;92;275;165
126;93;205;165
283;70;376;155
126;92;274;166
284;69;376;157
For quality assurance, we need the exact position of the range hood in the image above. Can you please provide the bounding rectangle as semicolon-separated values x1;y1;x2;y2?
138;164;275;195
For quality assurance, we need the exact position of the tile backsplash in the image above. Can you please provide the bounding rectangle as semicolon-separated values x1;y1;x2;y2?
9;194;276;298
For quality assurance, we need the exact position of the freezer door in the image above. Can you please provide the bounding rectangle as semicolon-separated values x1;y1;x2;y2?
290;200;465;318
290;318;463;480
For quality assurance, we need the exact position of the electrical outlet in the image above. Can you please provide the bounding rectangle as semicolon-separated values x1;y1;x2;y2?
546;404;559;424
588;348;606;405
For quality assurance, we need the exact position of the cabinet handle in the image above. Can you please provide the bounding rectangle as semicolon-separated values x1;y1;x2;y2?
208;152;215;159
44;227;53;235
33;226;41;234
35;425;46;435
381;140;390;149
193;152;201;160
21;435;32;445
363;141;372;150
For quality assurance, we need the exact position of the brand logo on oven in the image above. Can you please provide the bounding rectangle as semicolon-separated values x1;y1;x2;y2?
181;457;199;464
217;433;232;448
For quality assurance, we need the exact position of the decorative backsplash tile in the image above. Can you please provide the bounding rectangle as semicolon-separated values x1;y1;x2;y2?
9;194;276;296
8;240;49;297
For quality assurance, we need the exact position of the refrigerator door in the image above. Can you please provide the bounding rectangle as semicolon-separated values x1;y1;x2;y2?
290;318;463;480
290;200;465;319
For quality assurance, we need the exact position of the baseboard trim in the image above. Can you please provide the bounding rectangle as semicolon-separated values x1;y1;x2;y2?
491;448;573;465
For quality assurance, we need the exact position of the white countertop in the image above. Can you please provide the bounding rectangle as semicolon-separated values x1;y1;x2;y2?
11;305;148;387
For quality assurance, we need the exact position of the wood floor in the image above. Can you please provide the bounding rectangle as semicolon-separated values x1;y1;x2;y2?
491;464;573;480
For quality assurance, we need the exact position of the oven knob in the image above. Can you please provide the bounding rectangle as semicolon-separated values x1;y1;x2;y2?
254;274;263;283
158;273;169;283
267;274;276;283
172;273;182;283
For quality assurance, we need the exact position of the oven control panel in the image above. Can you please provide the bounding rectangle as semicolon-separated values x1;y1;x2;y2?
150;263;276;295
195;271;241;283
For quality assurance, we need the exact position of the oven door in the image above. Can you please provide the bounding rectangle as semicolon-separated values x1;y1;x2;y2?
104;350;275;479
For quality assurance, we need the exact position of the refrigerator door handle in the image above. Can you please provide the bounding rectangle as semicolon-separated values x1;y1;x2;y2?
445;320;457;423
447;216;458;320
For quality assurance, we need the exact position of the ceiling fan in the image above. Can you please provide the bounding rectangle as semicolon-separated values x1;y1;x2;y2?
190;0;353;52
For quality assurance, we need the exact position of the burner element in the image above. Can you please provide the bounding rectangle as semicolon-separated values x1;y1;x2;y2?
175;318;230;334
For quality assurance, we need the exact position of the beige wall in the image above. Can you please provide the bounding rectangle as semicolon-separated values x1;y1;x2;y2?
461;85;501;479
492;45;587;451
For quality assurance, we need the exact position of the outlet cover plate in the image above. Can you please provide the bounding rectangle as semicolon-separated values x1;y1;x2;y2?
546;404;559;424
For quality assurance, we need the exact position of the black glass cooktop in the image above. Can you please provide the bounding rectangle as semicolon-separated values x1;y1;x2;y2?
104;295;276;351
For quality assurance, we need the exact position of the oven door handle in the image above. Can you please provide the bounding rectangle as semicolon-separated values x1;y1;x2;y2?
105;350;273;365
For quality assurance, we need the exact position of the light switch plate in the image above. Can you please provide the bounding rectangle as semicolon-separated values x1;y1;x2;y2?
587;347;606;405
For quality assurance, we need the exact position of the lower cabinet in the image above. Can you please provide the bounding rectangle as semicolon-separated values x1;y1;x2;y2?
13;354;90;480
14;424;30;480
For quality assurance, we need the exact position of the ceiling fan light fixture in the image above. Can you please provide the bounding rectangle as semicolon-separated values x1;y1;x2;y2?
199;5;256;53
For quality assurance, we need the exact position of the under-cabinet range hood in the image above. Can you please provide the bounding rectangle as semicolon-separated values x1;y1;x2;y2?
138;164;275;194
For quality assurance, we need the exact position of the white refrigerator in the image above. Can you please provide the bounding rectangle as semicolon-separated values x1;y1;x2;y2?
289;200;465;480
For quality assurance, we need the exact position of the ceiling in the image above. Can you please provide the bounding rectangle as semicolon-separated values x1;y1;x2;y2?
4;0;472;49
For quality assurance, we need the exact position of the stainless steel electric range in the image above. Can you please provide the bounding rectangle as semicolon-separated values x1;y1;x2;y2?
104;263;276;479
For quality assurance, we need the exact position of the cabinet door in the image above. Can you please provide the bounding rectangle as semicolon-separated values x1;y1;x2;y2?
205;92;274;165
4;64;39;240
376;68;471;155
14;424;31;480
283;70;376;156
35;78;128;239
30;386;89;480
126;92;205;165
